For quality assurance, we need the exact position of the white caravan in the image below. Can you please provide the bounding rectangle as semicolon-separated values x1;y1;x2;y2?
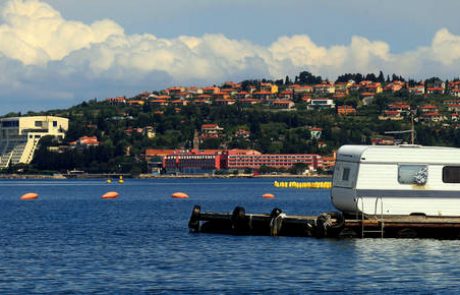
331;145;460;217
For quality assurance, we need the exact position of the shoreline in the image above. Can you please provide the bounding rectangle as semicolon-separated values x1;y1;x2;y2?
0;173;332;180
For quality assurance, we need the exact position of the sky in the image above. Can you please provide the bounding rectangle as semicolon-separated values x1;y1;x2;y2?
1;0;460;114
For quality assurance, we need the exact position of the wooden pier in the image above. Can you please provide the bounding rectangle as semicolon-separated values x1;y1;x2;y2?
189;205;460;239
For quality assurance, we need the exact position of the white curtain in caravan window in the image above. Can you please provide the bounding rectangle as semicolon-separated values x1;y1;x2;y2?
398;165;428;185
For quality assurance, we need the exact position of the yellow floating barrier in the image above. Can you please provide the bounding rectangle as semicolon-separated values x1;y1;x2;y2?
273;181;332;189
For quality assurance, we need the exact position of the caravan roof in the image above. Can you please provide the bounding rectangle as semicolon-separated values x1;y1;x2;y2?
337;145;460;165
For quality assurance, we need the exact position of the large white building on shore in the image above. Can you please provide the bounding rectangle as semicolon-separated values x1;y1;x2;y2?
0;116;69;168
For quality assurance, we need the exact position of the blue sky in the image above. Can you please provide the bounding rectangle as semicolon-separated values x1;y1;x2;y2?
1;0;460;114
45;0;460;52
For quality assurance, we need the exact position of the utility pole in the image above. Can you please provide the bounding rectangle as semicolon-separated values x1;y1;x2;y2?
411;113;415;144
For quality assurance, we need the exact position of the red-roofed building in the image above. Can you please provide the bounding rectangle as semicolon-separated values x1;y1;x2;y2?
371;136;396;145
151;99;169;106
334;82;349;96
337;105;357;116
418;104;443;122
223;152;323;171
420;111;444;122
388;102;411;111
419;104;438;113
215;98;236;106
359;81;382;95
202;86;220;95
450;89;460;98
127;100;145;106
167;86;186;95
278;90;294;99
379;110;403;121
290;85;314;95
105;97;126;105
271;100;295;109
408;84;425;95
314;83;335;95
171;99;189;106
427;87;444;95
201;124;224;139
259;83;278;94
384;81;405;93
252;91;273;100
70;136;99;148
240;98;259;107
448;104;460;112
163;149;223;173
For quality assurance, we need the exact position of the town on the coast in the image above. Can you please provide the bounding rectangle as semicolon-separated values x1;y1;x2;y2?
1;71;460;177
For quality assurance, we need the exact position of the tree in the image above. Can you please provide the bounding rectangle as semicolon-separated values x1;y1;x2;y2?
298;71;322;85
285;75;292;85
289;163;308;175
377;71;385;83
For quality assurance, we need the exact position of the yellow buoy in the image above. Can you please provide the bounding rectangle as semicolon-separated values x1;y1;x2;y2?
102;191;119;199
20;192;39;200
106;179;112;184
262;193;275;199
118;176;124;184
171;192;189;199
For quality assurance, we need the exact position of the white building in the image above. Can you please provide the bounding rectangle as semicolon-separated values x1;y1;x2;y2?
0;116;69;168
307;98;335;110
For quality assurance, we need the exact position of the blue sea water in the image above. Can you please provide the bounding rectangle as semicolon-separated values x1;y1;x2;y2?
1;178;460;294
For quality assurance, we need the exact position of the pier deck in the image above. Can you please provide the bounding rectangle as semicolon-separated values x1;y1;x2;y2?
189;206;460;239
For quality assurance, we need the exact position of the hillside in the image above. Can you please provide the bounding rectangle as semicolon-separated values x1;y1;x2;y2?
2;72;460;175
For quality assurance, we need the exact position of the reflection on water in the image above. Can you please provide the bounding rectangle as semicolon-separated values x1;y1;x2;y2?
0;178;459;294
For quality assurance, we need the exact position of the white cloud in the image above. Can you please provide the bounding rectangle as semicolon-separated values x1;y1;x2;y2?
0;0;123;65
1;0;460;113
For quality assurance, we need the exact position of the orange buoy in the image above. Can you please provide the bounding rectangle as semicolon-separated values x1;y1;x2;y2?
20;192;39;200
101;191;119;199
171;192;189;199
262;193;275;199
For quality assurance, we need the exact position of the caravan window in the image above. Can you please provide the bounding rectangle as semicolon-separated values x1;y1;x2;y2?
443;166;460;183
342;168;350;181
398;165;428;185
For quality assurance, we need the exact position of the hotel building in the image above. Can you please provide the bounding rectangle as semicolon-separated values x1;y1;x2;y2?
0;116;69;168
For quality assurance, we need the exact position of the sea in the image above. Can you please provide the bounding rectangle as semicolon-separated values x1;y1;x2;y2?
1;178;460;294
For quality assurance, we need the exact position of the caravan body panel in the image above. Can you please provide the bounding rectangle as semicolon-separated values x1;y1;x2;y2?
331;145;460;216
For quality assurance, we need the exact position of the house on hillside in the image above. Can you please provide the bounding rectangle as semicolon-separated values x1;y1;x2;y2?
408;84;425;95
201;124;224;140
70;136;99;149
418;104;443;122
271;100;295;110
314;83;335;95
309;127;322;140
337;105;357;116
239;98;259;107
307;98;335;110
105;97;127;105
384;81;405;93
260;83;278;94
